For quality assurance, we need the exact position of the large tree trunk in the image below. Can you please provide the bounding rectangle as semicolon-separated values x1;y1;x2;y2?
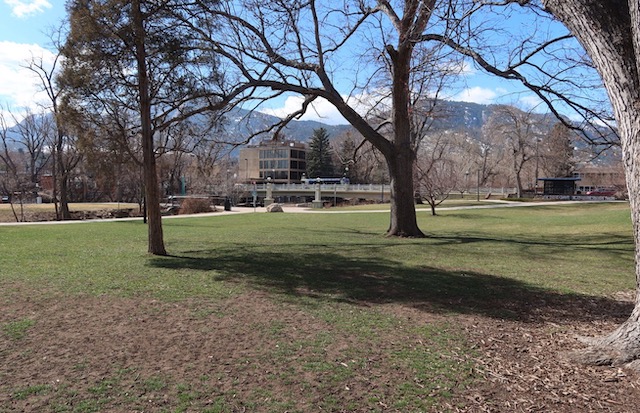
133;0;167;256
381;6;427;238
387;148;424;237
543;0;640;365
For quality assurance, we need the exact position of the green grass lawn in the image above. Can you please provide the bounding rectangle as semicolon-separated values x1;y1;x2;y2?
1;202;632;298
0;202;635;412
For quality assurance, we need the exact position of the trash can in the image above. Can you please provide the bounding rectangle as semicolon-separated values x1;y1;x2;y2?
224;197;231;211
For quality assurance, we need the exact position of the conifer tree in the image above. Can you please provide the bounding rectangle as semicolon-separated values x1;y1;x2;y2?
306;128;335;179
60;0;224;255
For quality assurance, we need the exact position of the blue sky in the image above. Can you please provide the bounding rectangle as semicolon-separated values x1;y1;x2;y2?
0;1;599;127
0;0;65;120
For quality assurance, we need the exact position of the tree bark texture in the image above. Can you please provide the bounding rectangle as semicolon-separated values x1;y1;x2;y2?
543;0;640;365
376;2;429;238
386;146;424;237
55;127;71;220
133;0;167;256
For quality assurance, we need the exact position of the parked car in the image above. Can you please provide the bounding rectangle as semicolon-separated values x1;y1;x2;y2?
1;195;9;203
586;189;616;196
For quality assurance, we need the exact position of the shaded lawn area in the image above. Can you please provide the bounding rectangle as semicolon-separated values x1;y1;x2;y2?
1;202;639;412
152;243;631;324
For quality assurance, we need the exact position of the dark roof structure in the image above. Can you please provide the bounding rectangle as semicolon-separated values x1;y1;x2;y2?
537;177;581;196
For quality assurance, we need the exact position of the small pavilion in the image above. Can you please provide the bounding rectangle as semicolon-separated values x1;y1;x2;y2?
537;177;581;196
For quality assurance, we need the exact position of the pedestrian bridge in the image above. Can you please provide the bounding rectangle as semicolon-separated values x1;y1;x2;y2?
247;183;391;203
241;183;514;204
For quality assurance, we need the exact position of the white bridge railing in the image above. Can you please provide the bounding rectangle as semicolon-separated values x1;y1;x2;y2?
245;183;517;197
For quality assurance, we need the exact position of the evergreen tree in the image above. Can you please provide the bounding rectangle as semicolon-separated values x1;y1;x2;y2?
60;0;224;255
542;123;575;178
306;128;335;178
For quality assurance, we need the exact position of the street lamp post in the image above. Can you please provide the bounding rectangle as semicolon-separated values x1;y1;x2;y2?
464;170;470;199
534;138;541;194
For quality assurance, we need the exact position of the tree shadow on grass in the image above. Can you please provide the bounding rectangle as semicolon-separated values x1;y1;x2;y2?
148;245;632;324
429;232;634;264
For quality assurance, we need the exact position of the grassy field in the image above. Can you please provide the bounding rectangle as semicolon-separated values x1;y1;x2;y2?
0;202;636;412
1;202;631;297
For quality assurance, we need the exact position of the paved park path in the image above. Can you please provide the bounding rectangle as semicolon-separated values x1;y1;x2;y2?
0;199;624;226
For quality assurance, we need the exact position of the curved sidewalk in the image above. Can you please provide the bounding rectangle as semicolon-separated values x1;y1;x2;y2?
0;200;624;226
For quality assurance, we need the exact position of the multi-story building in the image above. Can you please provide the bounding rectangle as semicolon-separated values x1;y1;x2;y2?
572;163;626;194
238;140;307;183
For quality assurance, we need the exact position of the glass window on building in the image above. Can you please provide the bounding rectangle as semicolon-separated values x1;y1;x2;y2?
259;160;277;169
274;170;288;180
291;150;306;159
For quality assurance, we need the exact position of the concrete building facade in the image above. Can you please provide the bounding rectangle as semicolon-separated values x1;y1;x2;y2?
239;140;308;184
572;164;625;194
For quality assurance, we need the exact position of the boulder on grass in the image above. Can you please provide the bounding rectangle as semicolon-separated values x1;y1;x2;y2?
266;203;284;213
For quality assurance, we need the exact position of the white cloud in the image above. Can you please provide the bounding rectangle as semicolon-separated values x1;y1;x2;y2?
518;94;545;111
258;88;396;126
450;86;499;105
260;95;349;125
460;61;477;75
446;60;476;76
0;41;57;122
4;0;52;18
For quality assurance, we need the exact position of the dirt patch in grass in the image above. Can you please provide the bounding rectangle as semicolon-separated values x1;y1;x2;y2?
0;204;142;223
1;285;639;412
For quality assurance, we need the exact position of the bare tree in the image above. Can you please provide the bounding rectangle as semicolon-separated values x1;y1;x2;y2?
474;128;505;189
175;0;590;236
174;1;485;236
25;42;81;220
332;131;359;183
483;105;547;197
332;130;389;185
8;109;53;190
0;112;27;221
415;133;459;215
538;0;640;366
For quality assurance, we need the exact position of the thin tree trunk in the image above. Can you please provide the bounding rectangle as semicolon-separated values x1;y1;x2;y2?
54;120;71;220
133;0;166;256
515;171;524;198
52;144;60;219
59;171;71;219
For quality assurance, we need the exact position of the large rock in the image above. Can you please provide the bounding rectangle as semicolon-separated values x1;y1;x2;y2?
266;203;284;213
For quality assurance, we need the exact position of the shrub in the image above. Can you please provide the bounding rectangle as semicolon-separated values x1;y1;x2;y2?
179;198;213;215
